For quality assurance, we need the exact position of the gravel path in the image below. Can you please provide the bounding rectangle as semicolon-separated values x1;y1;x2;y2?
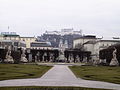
0;65;120;90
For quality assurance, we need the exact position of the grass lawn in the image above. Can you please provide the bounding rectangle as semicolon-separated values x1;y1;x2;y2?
69;66;120;84
0;64;52;81
0;86;110;90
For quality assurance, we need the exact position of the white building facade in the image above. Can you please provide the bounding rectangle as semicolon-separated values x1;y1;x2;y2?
73;36;120;60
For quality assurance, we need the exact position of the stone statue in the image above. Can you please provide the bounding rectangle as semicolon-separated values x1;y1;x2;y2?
110;47;119;66
49;53;53;62
76;55;80;62
58;51;65;62
36;52;40;62
69;54;73;63
42;52;47;62
4;46;14;63
20;48;28;63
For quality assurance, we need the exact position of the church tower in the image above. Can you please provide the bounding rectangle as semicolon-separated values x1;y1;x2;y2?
64;39;68;49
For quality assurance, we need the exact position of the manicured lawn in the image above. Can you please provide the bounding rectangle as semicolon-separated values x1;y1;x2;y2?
0;86;110;90
69;66;120;84
0;64;52;80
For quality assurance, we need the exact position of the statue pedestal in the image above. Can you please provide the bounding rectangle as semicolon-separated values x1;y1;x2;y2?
110;58;119;66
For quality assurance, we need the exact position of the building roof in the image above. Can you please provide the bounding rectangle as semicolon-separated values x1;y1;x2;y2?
0;40;26;43
1;32;20;37
3;34;20;37
31;42;52;47
74;35;97;40
83;41;97;45
100;40;120;42
0;40;12;42
101;36;120;41
20;37;35;38
100;37;120;42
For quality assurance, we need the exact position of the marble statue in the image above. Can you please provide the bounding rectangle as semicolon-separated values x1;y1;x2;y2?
58;51;65;62
4;46;14;63
42;52;47;62
20;48;28;63
110;47;119;66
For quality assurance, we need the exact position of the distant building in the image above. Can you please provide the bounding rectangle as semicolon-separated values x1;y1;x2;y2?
45;28;82;36
0;40;26;51
20;37;36;48
30;41;53;50
73;35;98;48
0;32;36;48
38;28;82;49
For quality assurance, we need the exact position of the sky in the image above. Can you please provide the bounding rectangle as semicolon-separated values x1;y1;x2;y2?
0;0;120;37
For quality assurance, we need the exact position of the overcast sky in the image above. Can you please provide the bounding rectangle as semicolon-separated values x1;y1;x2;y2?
0;0;120;37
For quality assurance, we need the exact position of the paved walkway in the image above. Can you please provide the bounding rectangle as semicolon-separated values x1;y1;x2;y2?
0;65;120;90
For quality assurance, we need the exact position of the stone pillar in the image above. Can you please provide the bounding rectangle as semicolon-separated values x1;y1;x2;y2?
35;55;37;62
28;54;32;62
36;52;40;62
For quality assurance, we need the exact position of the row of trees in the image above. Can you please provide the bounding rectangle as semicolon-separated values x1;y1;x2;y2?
0;48;60;63
0;48;92;63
